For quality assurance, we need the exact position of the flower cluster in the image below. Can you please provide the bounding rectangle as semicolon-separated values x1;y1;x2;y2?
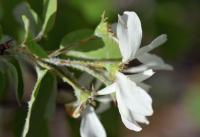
80;11;172;137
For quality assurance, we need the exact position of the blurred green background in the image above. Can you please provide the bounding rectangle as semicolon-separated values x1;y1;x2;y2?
0;0;200;137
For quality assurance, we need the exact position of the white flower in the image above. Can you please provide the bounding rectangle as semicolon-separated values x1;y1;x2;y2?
97;11;172;132
80;106;106;137
113;11;172;71
98;70;154;131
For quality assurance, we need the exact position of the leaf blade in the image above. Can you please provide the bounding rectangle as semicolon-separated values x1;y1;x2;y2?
9;56;24;104
40;0;57;35
59;15;122;60
22;68;57;137
26;40;48;58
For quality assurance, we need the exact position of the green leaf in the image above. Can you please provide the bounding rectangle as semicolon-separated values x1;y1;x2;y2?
61;29;93;48
26;40;48;58
0;59;19;101
1;60;21;103
8;56;24;104
40;0;57;35
22;15;31;43
22;68;57;137
94;16;108;37
7;62;19;101
61;29;104;52
22;15;48;58
14;2;40;38
64;18;121;60
13;107;28;137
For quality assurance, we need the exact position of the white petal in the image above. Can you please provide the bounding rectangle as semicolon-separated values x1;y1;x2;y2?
128;69;154;83
116;72;153;116
95;96;112;103
121;115;142;132
117;15;129;62
136;34;167;56
117;11;142;63
80;106;106;137
137;53;173;70
133;113;149;125
125;11;142;60
97;83;116;95
123;64;149;73
116;89;142;131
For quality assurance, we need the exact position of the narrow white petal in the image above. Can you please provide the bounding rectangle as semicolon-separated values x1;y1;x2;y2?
137;53;173;70
80;106;106;137
95;96;112;103
136;34;167;56
128;69;155;83
116;72;153;116
133;113;149;125
123;64;149;73
97;83;116;95
116;88;142;131
121;116;142;132
117;11;142;63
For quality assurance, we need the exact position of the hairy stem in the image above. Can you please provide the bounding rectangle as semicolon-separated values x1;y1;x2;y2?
43;58;112;85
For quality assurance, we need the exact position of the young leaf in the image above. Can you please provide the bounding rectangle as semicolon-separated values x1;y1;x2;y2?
7;62;20;102
14;2;40;37
0;59;20;102
60;29;104;52
9;56;24;104
22;15;31;43
39;0;57;37
13;107;28;137
26;40;48;58
92;16;121;59
22;68;57;137
61;29;93;47
62;17;121;60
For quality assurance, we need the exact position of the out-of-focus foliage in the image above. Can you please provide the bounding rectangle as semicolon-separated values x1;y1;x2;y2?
185;84;200;126
66;0;117;23
0;25;2;39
